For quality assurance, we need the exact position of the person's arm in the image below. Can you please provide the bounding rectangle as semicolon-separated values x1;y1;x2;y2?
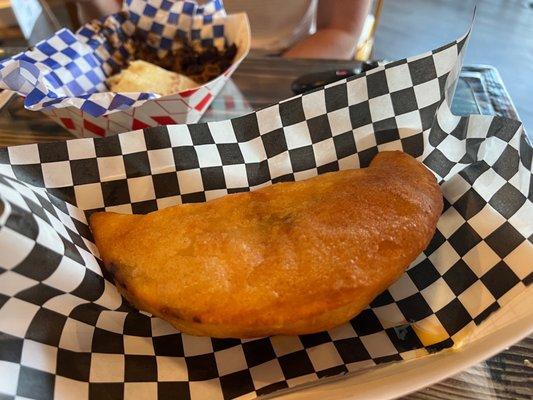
283;0;371;60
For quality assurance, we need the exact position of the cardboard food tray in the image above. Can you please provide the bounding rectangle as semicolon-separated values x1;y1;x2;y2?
0;1;251;138
41;12;250;137
0;26;531;400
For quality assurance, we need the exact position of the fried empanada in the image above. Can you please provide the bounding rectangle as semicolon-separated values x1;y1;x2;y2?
90;151;442;338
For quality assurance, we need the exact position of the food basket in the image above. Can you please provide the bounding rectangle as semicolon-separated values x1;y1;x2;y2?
0;21;531;400
0;0;251;138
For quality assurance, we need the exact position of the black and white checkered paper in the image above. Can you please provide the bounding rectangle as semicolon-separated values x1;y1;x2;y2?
0;29;531;400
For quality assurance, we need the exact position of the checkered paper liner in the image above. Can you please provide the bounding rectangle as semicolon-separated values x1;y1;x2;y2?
0;1;250;138
0;28;532;400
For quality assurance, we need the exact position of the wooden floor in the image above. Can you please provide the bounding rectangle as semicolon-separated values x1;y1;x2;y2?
374;0;533;134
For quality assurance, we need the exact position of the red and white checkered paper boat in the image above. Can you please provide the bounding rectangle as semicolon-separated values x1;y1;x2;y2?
46;12;249;138
0;0;251;138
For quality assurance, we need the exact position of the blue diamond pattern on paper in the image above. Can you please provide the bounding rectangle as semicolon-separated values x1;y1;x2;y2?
151;22;164;35
161;0;173;11
160;37;173;49
109;94;136;110
213;25;224;37
45;72;62;89
138;92;153;100
25;89;47;105
42;98;64;108
182;1;195;15
168;12;179;24
66;62;83;78
80;100;107;115
143;3;157;17
57;29;77;45
37;42;58;56
86;71;101;85
42;58;61;69
191;29;201;40
66;80;84;95
61;47;80;59
83;54;98;68
129;11;141;24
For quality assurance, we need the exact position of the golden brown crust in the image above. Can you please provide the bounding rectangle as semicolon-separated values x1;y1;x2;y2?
90;151;443;338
